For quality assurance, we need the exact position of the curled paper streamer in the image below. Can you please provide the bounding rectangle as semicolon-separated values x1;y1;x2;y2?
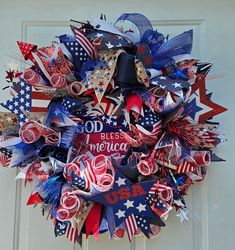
56;185;82;221
65;154;115;193
137;158;158;176
67;81;82;97
23;68;48;87
190;151;211;166
19;121;60;145
50;73;67;88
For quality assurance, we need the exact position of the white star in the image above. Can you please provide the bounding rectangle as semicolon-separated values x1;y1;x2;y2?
173;82;182;88
159;76;166;80
26;86;30;91
122;120;128;127
115;177;126;186
105;41;114;49
124;200;134;209
6;60;19;71
106;117;112;124
159;84;166;89
136;203;146;212
6;117;12;122
95;33;103;38
116;43;122;47
151;80;158;85
176;209;189;223
20;81;25;87
26;94;30;99
20;90;25;95
119;94;124;102
116;209;125;219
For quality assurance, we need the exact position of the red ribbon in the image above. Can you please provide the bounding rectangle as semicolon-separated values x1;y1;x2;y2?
85;202;102;240
50;73;67;88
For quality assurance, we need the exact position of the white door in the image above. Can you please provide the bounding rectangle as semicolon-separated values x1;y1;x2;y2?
0;1;234;250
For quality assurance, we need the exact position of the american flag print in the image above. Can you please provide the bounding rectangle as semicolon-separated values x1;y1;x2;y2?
72;26;97;59
0;147;13;168
31;88;51;112
125;214;138;241
1;78;31;126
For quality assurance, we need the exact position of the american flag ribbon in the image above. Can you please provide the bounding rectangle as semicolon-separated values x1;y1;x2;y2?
72;26;97;59
0;148;13;168
125;214;138;241
66;222;78;243
155;151;194;174
176;160;194;174
31;88;51;112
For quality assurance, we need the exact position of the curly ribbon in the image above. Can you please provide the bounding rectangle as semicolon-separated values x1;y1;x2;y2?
25;161;50;184
149;225;161;239
113;227;125;239
137;157;158;176
67;81;82;97
190;151;211;166
23;68;48;87
151;182;173;220
56;185;82;221
50;73;67;88
65;154;115;193
186;166;208;182
19;120;60;145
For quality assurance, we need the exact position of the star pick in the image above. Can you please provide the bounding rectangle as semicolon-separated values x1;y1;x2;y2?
191;75;227;123
88;171;155;227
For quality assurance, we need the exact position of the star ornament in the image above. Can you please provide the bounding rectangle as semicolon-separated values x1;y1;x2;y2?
191;75;227;123
89;171;155;226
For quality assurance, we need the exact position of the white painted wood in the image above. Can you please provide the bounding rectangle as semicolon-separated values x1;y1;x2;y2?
0;1;234;250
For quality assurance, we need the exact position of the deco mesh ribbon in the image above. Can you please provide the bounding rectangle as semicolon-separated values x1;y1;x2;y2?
0;13;227;245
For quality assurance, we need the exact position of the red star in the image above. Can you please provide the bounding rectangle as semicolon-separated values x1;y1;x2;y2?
15;70;23;78
192;75;227;123
108;34;116;42
98;81;104;87
12;117;18;124
5;70;15;82
144;57;152;66
144;77;149;84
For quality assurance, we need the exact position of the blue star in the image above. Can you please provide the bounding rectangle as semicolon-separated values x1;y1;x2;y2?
183;97;203;120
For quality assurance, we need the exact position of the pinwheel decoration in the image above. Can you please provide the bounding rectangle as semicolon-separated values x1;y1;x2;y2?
0;13;226;245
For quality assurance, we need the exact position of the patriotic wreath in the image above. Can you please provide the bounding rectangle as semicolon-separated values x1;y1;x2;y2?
0;13;227;244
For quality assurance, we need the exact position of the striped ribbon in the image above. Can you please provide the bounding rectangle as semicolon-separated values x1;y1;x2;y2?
19;120;60;145
72;26;97;59
65;154;115;193
125;214;138;241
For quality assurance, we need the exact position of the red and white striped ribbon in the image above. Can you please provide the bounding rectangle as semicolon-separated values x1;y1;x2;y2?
64;154;115;192
73;27;97;59
19;120;60;145
125;214;138;242
66;223;78;243
56;185;82;221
